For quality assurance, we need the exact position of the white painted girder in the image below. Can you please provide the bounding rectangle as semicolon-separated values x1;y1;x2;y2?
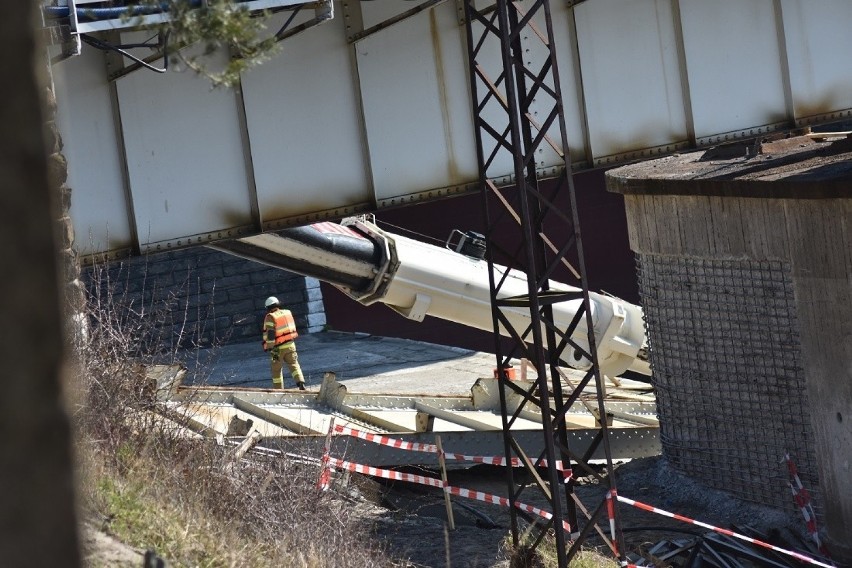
51;0;852;259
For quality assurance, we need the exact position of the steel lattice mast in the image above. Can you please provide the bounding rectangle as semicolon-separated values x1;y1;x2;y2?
461;0;625;564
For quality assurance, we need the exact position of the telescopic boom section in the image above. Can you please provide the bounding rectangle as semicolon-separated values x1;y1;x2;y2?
212;218;650;377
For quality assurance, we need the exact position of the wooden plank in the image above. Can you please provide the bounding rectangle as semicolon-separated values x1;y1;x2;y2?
232;396;323;436
414;403;499;431
158;405;218;438
337;404;415;433
223;429;263;474
436;436;455;530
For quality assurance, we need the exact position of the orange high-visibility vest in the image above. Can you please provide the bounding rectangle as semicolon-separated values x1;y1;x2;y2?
263;308;298;350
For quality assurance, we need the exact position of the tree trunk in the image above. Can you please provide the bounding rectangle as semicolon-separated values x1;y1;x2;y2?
0;3;81;566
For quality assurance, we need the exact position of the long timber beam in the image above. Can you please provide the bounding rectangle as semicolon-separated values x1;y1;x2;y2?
153;367;661;467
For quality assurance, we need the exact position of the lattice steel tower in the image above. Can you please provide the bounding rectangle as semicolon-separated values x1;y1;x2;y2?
462;0;625;564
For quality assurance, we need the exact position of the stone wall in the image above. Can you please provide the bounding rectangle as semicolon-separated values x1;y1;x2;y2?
83;247;327;350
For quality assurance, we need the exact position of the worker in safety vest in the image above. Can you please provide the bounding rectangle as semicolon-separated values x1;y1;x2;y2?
262;296;306;390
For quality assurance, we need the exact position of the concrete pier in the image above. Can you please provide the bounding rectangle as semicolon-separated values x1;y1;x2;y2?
607;134;852;562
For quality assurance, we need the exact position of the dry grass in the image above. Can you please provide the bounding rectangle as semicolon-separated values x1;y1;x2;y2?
72;262;397;567
501;530;620;568
78;435;393;567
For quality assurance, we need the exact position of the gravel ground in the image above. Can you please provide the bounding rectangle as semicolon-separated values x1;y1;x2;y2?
350;455;816;568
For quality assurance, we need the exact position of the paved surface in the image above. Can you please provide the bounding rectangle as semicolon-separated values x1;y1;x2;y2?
179;331;500;396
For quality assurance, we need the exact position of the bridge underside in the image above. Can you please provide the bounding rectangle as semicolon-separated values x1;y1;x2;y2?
50;0;852;259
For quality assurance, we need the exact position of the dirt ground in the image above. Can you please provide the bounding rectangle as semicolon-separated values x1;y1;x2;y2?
81;523;146;567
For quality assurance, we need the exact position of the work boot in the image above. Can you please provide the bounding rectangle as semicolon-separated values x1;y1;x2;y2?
297;382;306;391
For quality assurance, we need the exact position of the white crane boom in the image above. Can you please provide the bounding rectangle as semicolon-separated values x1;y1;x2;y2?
212;217;650;377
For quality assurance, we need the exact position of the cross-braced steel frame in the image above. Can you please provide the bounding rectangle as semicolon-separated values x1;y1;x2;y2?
461;0;625;564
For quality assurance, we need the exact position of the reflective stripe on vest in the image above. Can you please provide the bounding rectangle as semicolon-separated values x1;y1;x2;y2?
264;308;298;346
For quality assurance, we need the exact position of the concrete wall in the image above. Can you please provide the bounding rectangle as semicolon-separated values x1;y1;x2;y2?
635;252;817;510
83;247;327;350
614;188;852;561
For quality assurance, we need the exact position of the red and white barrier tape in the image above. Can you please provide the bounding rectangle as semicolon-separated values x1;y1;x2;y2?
327;456;572;533
444;451;519;467
616;494;834;568
511;500;572;534
443;452;572;479
334;425;572;479
317;458;332;491
323;425;831;565
335;424;439;453
446;485;509;507
328;457;445;488
606;490;619;557
785;453;829;557
316;418;336;491
311;221;365;239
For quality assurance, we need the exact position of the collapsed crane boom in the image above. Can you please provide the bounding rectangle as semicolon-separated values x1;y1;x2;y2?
212;218;650;377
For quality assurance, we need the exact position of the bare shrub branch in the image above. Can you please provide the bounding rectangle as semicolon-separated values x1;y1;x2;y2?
74;257;396;566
